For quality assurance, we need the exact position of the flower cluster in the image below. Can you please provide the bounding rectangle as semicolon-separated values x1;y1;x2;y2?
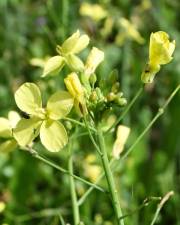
0;30;175;153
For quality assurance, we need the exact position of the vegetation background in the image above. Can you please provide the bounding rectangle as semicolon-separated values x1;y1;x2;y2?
0;0;179;224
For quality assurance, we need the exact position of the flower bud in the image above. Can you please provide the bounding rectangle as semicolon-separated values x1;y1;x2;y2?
113;125;130;159
64;73;84;99
89;73;97;86
64;73;87;116
115;97;127;106
107;92;116;102
111;82;120;93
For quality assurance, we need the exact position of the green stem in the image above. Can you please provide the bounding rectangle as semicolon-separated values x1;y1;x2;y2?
68;143;80;225
106;86;143;134
97;125;124;225
23;148;105;193
78;84;180;206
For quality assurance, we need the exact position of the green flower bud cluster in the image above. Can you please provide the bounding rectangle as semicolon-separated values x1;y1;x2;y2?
106;82;127;106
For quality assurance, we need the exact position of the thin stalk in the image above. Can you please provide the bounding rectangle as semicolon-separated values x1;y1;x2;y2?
23;148;105;193
121;84;180;161
83;117;102;156
68;142;80;225
78;84;180;206
106;86;143;134
119;196;161;220
97;125;124;225
58;212;66;225
7;207;66;223
150;191;174;225
63;117;97;133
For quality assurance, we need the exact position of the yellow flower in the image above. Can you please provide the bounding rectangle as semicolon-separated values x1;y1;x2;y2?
64;73;87;116
115;18;145;46
0;111;20;153
79;2;108;22
13;83;74;152
42;30;89;77
141;31;175;83
113;125;130;159
84;47;104;78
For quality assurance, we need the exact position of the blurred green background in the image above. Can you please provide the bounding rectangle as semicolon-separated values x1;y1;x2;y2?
0;0;180;224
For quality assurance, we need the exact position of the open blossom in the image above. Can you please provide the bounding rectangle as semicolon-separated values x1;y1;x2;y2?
13;83;74;152
0;111;20;153
42;30;89;77
141;31;175;83
84;47;104;78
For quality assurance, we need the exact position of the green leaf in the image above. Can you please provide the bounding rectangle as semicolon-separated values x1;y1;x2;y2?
15;82;42;115
13;117;41;147
0;118;12;138
47;91;74;120
40;120;68;152
42;56;65;77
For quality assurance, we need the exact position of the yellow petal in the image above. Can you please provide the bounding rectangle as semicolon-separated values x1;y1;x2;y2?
149;31;175;65
85;47;104;77
42;56;65;77
47;91;74;120
61;30;80;54
0;140;17;153
72;34;89;54
13;117;41;147
0;118;12;138
66;54;84;72
15;82;42;115
40;120;68;152
8;111;21;128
